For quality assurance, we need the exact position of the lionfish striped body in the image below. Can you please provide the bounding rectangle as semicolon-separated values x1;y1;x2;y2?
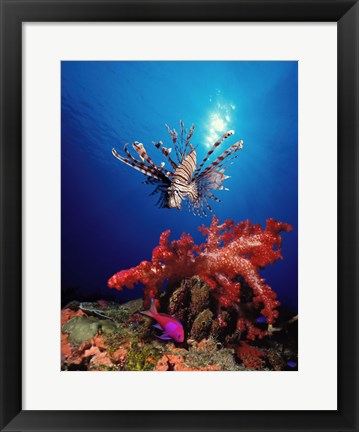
112;121;243;216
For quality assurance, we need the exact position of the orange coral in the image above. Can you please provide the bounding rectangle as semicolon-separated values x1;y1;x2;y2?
92;335;107;350
90;351;114;368
155;353;221;371
61;308;85;326
156;355;169;371
111;348;127;367
61;333;72;359
174;363;221;371
61;328;122;369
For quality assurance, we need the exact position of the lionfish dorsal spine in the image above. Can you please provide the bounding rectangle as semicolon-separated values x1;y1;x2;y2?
198;140;243;178
165;124;182;162
182;123;195;159
153;141;178;170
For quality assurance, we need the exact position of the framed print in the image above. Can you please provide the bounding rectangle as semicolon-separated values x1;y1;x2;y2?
0;0;358;431
60;59;299;374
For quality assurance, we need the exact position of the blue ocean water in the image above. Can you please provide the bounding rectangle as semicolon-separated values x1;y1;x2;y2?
61;61;298;312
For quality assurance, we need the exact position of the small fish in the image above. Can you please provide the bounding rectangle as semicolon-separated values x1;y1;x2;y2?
256;316;267;323
287;361;297;368
140;298;184;342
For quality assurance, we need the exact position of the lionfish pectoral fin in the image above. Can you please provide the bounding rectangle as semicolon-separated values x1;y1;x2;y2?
194;130;235;176
112;148;121;159
113;148;165;181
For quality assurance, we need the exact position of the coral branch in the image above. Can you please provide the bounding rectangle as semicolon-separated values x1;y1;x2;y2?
108;216;292;336
236;341;265;369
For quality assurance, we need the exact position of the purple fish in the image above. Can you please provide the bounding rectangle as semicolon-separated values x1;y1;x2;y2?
141;298;184;342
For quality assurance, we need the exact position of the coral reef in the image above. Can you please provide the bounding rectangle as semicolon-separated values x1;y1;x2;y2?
61;296;298;371
61;217;296;372
108;216;292;339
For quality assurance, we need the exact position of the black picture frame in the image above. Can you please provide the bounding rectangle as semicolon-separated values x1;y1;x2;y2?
0;0;358;431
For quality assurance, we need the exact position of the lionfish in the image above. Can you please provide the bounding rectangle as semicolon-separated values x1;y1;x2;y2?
112;121;243;216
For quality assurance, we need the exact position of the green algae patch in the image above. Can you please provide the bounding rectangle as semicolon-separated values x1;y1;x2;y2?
62;316;117;344
62;316;99;344
124;341;163;371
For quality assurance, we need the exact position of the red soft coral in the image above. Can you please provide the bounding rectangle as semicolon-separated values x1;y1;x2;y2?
236;341;265;370
108;216;292;330
108;231;197;308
